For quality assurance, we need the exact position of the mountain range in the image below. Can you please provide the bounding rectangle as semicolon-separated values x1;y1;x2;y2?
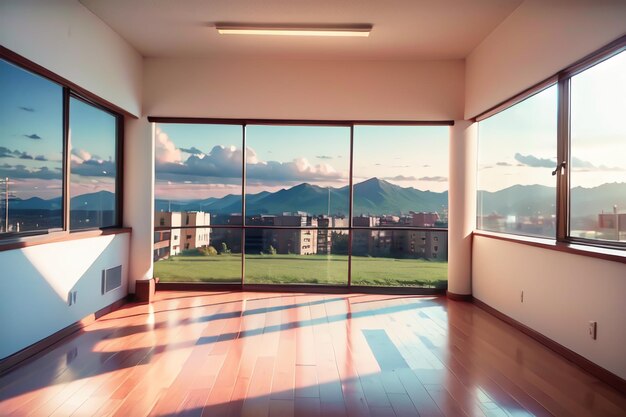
7;178;626;218
154;178;448;216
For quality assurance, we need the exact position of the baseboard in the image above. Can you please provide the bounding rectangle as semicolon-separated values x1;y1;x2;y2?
473;297;626;395
0;296;130;377
155;281;446;295
446;291;473;301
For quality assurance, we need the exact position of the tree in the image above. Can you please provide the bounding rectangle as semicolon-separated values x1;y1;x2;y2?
331;231;349;255
220;242;231;255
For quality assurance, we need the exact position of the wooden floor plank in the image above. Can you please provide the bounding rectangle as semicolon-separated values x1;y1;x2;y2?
0;291;623;417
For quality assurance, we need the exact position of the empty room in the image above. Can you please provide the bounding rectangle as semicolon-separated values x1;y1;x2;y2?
1;0;625;416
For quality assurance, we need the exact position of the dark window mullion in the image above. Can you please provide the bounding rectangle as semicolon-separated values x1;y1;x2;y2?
115;114;124;228
556;77;571;242
62;87;71;233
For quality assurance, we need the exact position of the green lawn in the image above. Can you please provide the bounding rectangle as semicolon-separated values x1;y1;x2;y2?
154;254;447;288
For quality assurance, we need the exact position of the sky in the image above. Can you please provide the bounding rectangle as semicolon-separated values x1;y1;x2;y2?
154;123;450;201
478;50;626;192
0;59;117;200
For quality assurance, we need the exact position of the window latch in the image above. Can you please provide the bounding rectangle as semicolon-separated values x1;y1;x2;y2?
552;161;567;176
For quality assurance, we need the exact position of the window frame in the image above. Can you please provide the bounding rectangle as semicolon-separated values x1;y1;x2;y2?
475;34;626;251
151;119;452;288
0;47;126;248
68;92;124;231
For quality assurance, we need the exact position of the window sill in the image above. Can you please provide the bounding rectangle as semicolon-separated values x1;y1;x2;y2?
0;227;132;253
473;230;626;264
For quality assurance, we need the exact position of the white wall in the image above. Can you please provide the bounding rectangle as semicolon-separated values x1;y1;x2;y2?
0;0;143;117
0;0;143;357
473;236;626;379
447;121;476;296
144;57;465;120
0;234;130;359
466;0;626;379
465;0;626;118
124;117;154;292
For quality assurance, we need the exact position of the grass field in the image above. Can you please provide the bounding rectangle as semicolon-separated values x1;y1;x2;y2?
154;254;447;288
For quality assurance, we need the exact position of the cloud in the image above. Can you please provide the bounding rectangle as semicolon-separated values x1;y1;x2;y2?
70;148;116;177
23;134;42;140
180;146;204;155
514;153;555;168
419;176;448;182
18;106;35;112
316;155;333;160
0;164;61;180
155;128;182;164
35;155;47;161
71;158;116;177
0;147;16;159
496;162;512;167
0;146;43;161
157;144;345;183
383;175;417;181
570;157;624;172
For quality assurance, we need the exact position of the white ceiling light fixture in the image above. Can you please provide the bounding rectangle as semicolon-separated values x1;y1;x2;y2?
215;23;373;37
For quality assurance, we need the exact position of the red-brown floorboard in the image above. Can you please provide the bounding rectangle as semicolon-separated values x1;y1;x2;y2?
0;291;624;417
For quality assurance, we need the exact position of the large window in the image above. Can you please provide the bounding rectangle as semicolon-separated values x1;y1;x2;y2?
477;85;558;238
477;39;625;249
0;59;63;236
0;55;123;241
69;97;119;230
570;51;626;243
153;121;449;288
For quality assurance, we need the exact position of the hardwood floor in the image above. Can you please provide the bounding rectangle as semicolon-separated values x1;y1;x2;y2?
0;291;624;416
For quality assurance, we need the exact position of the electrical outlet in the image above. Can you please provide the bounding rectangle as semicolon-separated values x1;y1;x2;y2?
588;321;597;340
520;290;524;303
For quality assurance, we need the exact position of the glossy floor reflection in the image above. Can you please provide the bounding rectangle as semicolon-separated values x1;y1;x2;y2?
0;291;624;416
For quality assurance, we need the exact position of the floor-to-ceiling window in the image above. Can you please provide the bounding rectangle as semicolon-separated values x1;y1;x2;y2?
153;120;449;288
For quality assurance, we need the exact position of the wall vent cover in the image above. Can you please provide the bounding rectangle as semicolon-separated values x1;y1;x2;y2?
102;266;122;294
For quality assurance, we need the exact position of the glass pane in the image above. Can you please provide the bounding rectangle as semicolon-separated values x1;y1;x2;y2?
353;125;449;223
69;97;118;229
477;85;558;238
244;227;348;285
570;51;626;242
0;59;63;236
154;225;242;283
244;125;350;219
154;123;243;226
351;229;447;288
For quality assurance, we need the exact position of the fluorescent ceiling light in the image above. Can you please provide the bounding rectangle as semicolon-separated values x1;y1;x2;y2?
215;24;372;37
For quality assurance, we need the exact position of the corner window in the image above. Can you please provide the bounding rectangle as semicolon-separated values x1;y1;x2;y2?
0;59;63;236
69;97;119;230
477;85;558;238
476;38;625;250
569;51;626;243
0;53;123;242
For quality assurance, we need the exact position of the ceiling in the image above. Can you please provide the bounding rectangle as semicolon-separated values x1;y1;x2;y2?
80;0;523;60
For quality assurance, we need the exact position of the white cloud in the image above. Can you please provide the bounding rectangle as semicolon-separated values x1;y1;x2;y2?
155;127;182;164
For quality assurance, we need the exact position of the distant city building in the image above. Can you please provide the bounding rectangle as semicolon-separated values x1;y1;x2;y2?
410;212;440;227
182;212;211;251
154;211;182;259
316;215;348;254
153;211;210;260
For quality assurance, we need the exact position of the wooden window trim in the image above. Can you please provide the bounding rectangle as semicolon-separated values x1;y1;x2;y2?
0;227;132;253
473;230;626;265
